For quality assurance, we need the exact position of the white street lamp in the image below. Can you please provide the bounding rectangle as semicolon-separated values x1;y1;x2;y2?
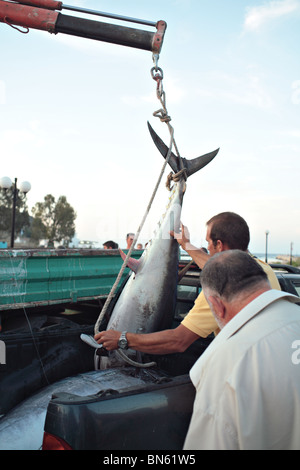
0;176;13;190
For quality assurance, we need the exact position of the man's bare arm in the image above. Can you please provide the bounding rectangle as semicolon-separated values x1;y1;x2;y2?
94;324;199;355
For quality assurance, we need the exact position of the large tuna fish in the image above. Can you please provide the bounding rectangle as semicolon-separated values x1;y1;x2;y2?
100;123;219;367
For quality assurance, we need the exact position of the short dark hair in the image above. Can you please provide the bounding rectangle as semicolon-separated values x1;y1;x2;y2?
207;212;250;251
103;240;118;249
200;250;268;301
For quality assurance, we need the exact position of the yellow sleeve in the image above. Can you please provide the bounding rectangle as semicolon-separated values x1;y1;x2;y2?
181;290;220;338
255;258;281;290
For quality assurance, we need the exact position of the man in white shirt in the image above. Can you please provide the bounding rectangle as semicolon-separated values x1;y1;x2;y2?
184;250;300;450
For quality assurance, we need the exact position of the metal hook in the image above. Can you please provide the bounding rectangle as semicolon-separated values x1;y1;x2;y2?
152;53;159;71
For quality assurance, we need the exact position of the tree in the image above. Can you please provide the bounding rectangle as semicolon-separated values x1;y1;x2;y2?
0;187;30;240
31;194;76;246
30;216;48;243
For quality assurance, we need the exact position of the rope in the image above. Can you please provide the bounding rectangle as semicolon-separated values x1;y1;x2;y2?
94;62;177;336
93;125;175;335
166;168;187;191
93;57;182;369
116;350;156;368
6;251;50;385
3;17;29;34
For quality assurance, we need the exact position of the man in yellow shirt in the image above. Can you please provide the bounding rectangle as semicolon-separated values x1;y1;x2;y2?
95;212;281;353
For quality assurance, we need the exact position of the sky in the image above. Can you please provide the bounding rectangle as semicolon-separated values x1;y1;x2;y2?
1;0;300;254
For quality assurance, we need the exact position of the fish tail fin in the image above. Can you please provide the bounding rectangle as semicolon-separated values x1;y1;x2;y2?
147;121;219;177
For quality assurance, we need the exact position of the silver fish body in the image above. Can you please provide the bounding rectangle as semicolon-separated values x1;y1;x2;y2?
0;369;146;450
107;178;185;336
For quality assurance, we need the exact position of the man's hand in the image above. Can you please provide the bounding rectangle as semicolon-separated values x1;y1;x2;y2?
170;222;191;250
170;221;209;269
94;330;121;351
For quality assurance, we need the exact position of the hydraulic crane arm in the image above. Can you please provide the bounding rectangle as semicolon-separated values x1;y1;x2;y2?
0;0;167;54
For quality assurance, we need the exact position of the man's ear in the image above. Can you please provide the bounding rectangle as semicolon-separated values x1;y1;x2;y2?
216;239;230;252
215;240;223;252
207;295;226;319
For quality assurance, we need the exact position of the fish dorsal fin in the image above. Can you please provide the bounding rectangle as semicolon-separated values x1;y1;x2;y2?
147;121;219;178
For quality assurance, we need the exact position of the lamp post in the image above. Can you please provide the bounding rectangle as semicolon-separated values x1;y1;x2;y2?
265;230;269;263
0;176;31;248
290;242;293;266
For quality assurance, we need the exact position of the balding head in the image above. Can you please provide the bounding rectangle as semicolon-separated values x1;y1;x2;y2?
200;250;271;328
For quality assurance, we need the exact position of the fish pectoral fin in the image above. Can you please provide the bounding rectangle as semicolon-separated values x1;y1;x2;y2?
119;249;140;273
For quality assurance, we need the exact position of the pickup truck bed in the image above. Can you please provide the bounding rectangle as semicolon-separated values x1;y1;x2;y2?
43;368;195;450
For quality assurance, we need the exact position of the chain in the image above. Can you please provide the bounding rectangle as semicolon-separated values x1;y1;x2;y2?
150;66;169;123
150;58;186;190
150;59;183;167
